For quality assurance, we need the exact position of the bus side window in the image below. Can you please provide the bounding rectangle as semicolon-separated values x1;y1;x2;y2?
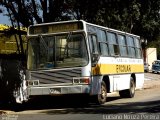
97;29;109;56
89;34;99;54
118;34;128;57
107;32;119;56
88;34;100;66
134;37;142;58
127;36;136;58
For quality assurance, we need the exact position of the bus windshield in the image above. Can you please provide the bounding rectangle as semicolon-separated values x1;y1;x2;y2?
27;33;89;70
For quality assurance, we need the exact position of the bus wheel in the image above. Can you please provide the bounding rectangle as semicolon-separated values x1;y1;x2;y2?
119;77;135;98
92;81;107;105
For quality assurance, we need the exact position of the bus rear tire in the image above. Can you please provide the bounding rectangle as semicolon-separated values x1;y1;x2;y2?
91;81;107;105
119;77;135;98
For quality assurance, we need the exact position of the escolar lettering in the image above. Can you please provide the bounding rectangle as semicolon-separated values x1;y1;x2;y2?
116;65;131;73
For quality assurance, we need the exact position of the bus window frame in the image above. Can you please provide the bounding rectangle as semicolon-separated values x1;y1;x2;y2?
134;37;142;59
88;32;100;66
117;34;128;57
97;29;109;57
107;31;120;57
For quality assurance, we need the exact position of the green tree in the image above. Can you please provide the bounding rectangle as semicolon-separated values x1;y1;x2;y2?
0;0;160;43
136;0;160;41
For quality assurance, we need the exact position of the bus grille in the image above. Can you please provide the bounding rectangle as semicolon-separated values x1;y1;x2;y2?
29;68;81;84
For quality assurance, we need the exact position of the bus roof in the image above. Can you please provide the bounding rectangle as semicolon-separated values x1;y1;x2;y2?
28;20;140;38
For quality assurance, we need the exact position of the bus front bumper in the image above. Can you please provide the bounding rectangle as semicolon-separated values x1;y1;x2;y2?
27;85;90;96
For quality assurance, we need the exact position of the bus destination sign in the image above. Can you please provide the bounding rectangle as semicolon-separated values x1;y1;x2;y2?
29;22;83;35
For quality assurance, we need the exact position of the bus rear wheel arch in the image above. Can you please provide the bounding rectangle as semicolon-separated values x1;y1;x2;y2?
119;76;135;98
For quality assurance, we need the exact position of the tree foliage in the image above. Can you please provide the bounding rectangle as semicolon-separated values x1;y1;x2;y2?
0;0;159;42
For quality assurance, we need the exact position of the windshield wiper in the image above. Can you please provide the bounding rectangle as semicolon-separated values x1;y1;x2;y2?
64;32;72;58
39;35;48;51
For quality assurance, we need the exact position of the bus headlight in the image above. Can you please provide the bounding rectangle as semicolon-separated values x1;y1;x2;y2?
27;80;39;86
73;77;90;84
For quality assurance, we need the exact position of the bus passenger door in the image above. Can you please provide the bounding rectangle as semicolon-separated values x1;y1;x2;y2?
88;34;102;95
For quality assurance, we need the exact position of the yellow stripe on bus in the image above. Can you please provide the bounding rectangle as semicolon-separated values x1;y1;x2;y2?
92;64;144;75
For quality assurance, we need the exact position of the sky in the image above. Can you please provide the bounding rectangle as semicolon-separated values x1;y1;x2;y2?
0;6;11;25
0;14;11;25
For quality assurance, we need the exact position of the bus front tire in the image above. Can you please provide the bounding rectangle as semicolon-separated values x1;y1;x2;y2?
91;81;107;105
119;77;135;98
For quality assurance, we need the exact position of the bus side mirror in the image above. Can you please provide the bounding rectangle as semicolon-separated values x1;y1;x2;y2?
92;53;99;67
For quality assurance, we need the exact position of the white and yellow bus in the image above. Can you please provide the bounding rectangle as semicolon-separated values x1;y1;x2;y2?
23;20;144;104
